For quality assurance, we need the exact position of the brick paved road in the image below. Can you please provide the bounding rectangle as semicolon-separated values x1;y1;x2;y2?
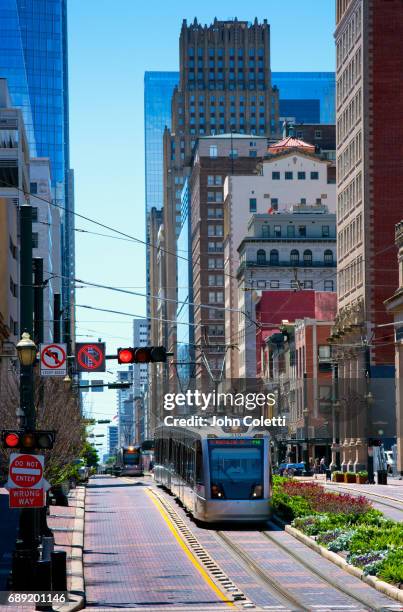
83;476;230;610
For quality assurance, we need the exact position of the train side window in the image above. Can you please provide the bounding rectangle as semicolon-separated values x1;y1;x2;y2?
195;441;204;484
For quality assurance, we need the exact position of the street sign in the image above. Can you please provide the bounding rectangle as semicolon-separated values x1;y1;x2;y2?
75;342;105;373
40;343;67;376
8;453;44;489
9;488;45;508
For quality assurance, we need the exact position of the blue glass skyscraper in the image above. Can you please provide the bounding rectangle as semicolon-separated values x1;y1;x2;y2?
0;0;74;342
272;72;335;124
144;71;179;213
144;71;178;328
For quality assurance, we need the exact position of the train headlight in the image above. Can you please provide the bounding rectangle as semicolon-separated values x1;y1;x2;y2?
211;483;225;499
250;484;263;499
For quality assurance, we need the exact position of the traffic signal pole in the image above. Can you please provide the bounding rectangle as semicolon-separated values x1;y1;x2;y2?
14;204;41;585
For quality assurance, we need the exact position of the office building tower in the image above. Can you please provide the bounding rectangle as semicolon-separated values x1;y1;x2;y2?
272;72;336;124
161;18;280;388
176;179;194;390
144;72;178;334
107;425;118;456
133;318;148;394
0;0;74;344
0;79;29;344
332;0;403;470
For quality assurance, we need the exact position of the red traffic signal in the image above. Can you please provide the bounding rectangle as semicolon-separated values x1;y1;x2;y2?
117;346;169;364
1;430;56;450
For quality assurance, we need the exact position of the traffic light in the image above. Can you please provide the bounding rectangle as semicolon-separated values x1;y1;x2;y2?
1;430;56;450
117;346;170;364
97;419;111;424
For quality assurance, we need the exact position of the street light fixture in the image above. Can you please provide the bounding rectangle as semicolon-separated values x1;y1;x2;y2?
16;332;37;366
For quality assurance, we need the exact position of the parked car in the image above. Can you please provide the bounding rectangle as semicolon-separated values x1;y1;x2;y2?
279;462;306;476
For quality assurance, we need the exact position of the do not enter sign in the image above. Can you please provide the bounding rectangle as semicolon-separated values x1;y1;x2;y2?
9;454;44;489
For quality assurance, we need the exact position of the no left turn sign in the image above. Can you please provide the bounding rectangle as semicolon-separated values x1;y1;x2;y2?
40;343;67;377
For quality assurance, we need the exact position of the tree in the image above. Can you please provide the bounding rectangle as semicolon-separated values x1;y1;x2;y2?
81;441;99;468
35;377;85;484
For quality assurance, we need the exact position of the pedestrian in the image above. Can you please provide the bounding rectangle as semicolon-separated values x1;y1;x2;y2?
314;458;320;474
320;457;327;474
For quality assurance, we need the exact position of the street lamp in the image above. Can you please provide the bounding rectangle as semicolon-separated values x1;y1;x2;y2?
16;332;37;366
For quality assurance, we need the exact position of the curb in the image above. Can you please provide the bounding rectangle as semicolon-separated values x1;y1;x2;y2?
54;486;86;612
285;524;403;605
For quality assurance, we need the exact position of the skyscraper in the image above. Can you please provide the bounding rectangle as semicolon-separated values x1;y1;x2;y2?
160;18;280;383
144;72;178;332
272;72;336;124
332;0;403;470
0;0;74;344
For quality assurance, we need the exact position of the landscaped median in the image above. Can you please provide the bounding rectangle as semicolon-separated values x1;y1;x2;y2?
272;476;403;599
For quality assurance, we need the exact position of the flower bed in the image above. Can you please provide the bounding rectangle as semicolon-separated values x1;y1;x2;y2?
272;476;403;588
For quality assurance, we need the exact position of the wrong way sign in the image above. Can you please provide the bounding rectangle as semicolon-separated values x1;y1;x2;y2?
40;343;67;376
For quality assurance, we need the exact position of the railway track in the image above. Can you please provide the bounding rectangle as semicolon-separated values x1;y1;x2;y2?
148;486;401;611
215;530;390;612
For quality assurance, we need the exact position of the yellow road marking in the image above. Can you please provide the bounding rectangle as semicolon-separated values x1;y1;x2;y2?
145;489;234;607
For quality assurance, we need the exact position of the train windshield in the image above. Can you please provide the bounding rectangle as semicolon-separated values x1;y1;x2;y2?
208;440;263;500
123;452;140;465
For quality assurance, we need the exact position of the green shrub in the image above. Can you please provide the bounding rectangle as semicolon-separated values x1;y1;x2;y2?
377;549;403;585
272;492;313;522
348;524;403;554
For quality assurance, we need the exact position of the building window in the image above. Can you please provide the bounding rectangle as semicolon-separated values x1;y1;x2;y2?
249;198;257;212
324;249;333;265
270;249;279;265
270;280;279;288
290;249;299;266
297;171;306;180
229;149;238;159
287;225;295;238
322;225;330;237
31;207;38;222
207;192;215;202
215;176;222;185
257;249;266;265
272;171;280;180
209;145;218;158
32;233;38;248
274;225;281;237
270;198;278;211
261;224;269;238
249;150;257;157
208;258;216;268
324;280;334;291
207;175;214;185
303;249;313;266
310;171;319;180
30;182;37;194
304;280;313;289
298;225;306;237
315;130;322;139
285;171;293;180
318;345;331;360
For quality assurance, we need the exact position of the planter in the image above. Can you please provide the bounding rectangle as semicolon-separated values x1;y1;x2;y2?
344;472;356;483
332;472;344;483
356;473;368;484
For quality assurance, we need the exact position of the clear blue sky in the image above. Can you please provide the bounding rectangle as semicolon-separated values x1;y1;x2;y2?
68;0;335;438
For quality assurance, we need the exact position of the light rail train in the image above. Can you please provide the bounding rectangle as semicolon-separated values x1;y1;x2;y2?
115;445;143;476
154;424;271;523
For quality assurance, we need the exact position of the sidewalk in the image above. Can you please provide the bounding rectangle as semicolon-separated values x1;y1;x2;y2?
50;486;85;612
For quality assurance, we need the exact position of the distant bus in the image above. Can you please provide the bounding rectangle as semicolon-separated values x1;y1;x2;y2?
115;446;143;476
